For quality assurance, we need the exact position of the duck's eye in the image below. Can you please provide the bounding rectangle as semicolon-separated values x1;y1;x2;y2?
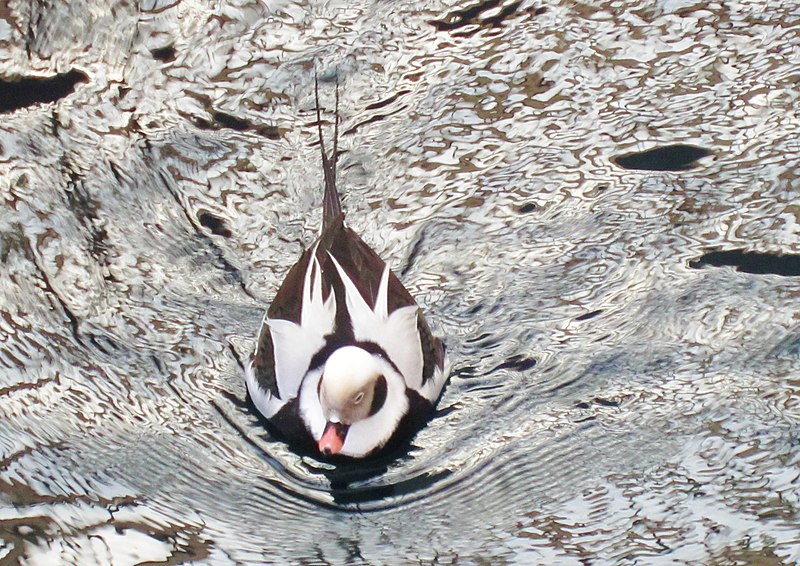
353;391;365;404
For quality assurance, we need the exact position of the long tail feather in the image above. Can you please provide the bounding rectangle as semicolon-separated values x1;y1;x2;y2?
314;72;342;230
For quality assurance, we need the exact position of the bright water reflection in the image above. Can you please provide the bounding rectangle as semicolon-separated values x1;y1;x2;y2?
1;0;799;563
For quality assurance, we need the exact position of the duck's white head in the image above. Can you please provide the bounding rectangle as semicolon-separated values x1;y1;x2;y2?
317;345;385;456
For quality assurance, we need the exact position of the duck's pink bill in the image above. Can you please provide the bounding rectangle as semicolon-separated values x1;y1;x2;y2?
318;422;347;455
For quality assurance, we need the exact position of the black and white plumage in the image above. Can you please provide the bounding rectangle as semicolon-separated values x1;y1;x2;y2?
245;79;447;459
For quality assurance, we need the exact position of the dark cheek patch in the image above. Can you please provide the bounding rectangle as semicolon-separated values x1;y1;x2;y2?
368;375;388;417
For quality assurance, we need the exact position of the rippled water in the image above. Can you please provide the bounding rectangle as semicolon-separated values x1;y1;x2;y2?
2;0;800;563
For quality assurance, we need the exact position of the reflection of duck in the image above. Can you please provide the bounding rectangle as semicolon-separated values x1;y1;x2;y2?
246;79;447;459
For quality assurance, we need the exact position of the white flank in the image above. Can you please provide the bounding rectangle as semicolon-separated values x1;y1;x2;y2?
244;357;284;418
253;245;337;410
418;356;450;403
297;367;325;440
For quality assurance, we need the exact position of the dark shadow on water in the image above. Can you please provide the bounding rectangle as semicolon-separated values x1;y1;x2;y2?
323;460;453;507
217;391;456;510
198;211;232;238
575;309;603;321
151;45;177;62
202;111;282;139
430;0;547;37
575;397;620;409
0;69;89;113
689;249;800;276
613;144;712;171
492;354;537;372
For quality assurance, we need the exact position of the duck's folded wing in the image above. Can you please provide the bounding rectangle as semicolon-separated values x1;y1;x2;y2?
323;226;435;391
328;254;423;385
249;244;336;414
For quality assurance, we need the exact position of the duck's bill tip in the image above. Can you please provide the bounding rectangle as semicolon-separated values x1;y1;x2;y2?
318;421;349;456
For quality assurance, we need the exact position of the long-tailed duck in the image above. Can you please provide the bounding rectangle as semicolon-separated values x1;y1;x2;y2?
245;78;447;459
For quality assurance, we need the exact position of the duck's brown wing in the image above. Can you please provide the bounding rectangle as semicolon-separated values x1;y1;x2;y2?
317;220;443;391
251;237;336;404
323;224;445;386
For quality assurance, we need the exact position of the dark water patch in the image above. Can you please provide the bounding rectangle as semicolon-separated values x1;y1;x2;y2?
613;144;712;171
573;397;621;416
430;0;544;37
190;109;282;139
87;334;121;357
151;45;176;62
189;233;246;285
455;365;479;380
769;332;800;361
465;303;484;316
464;332;503;349
0;224;29;263
431;0;502;31
364;90;410;111
211;111;250;131
198;211;232;238
213;111;282;139
475;0;524;32
517;202;537;214
493;354;537;372
0;70;88;113
689;249;800;276
343;108;404;136
400;228;426;278
575;309;603;321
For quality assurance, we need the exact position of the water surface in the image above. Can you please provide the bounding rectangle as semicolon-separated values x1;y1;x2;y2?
1;0;799;563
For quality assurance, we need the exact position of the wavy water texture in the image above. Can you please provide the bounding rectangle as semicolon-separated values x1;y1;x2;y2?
1;0;800;563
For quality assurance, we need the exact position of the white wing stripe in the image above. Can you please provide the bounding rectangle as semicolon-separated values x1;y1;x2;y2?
268;246;337;401
375;265;390;319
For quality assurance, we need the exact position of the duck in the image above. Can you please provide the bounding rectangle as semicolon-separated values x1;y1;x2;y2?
245;77;447;459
